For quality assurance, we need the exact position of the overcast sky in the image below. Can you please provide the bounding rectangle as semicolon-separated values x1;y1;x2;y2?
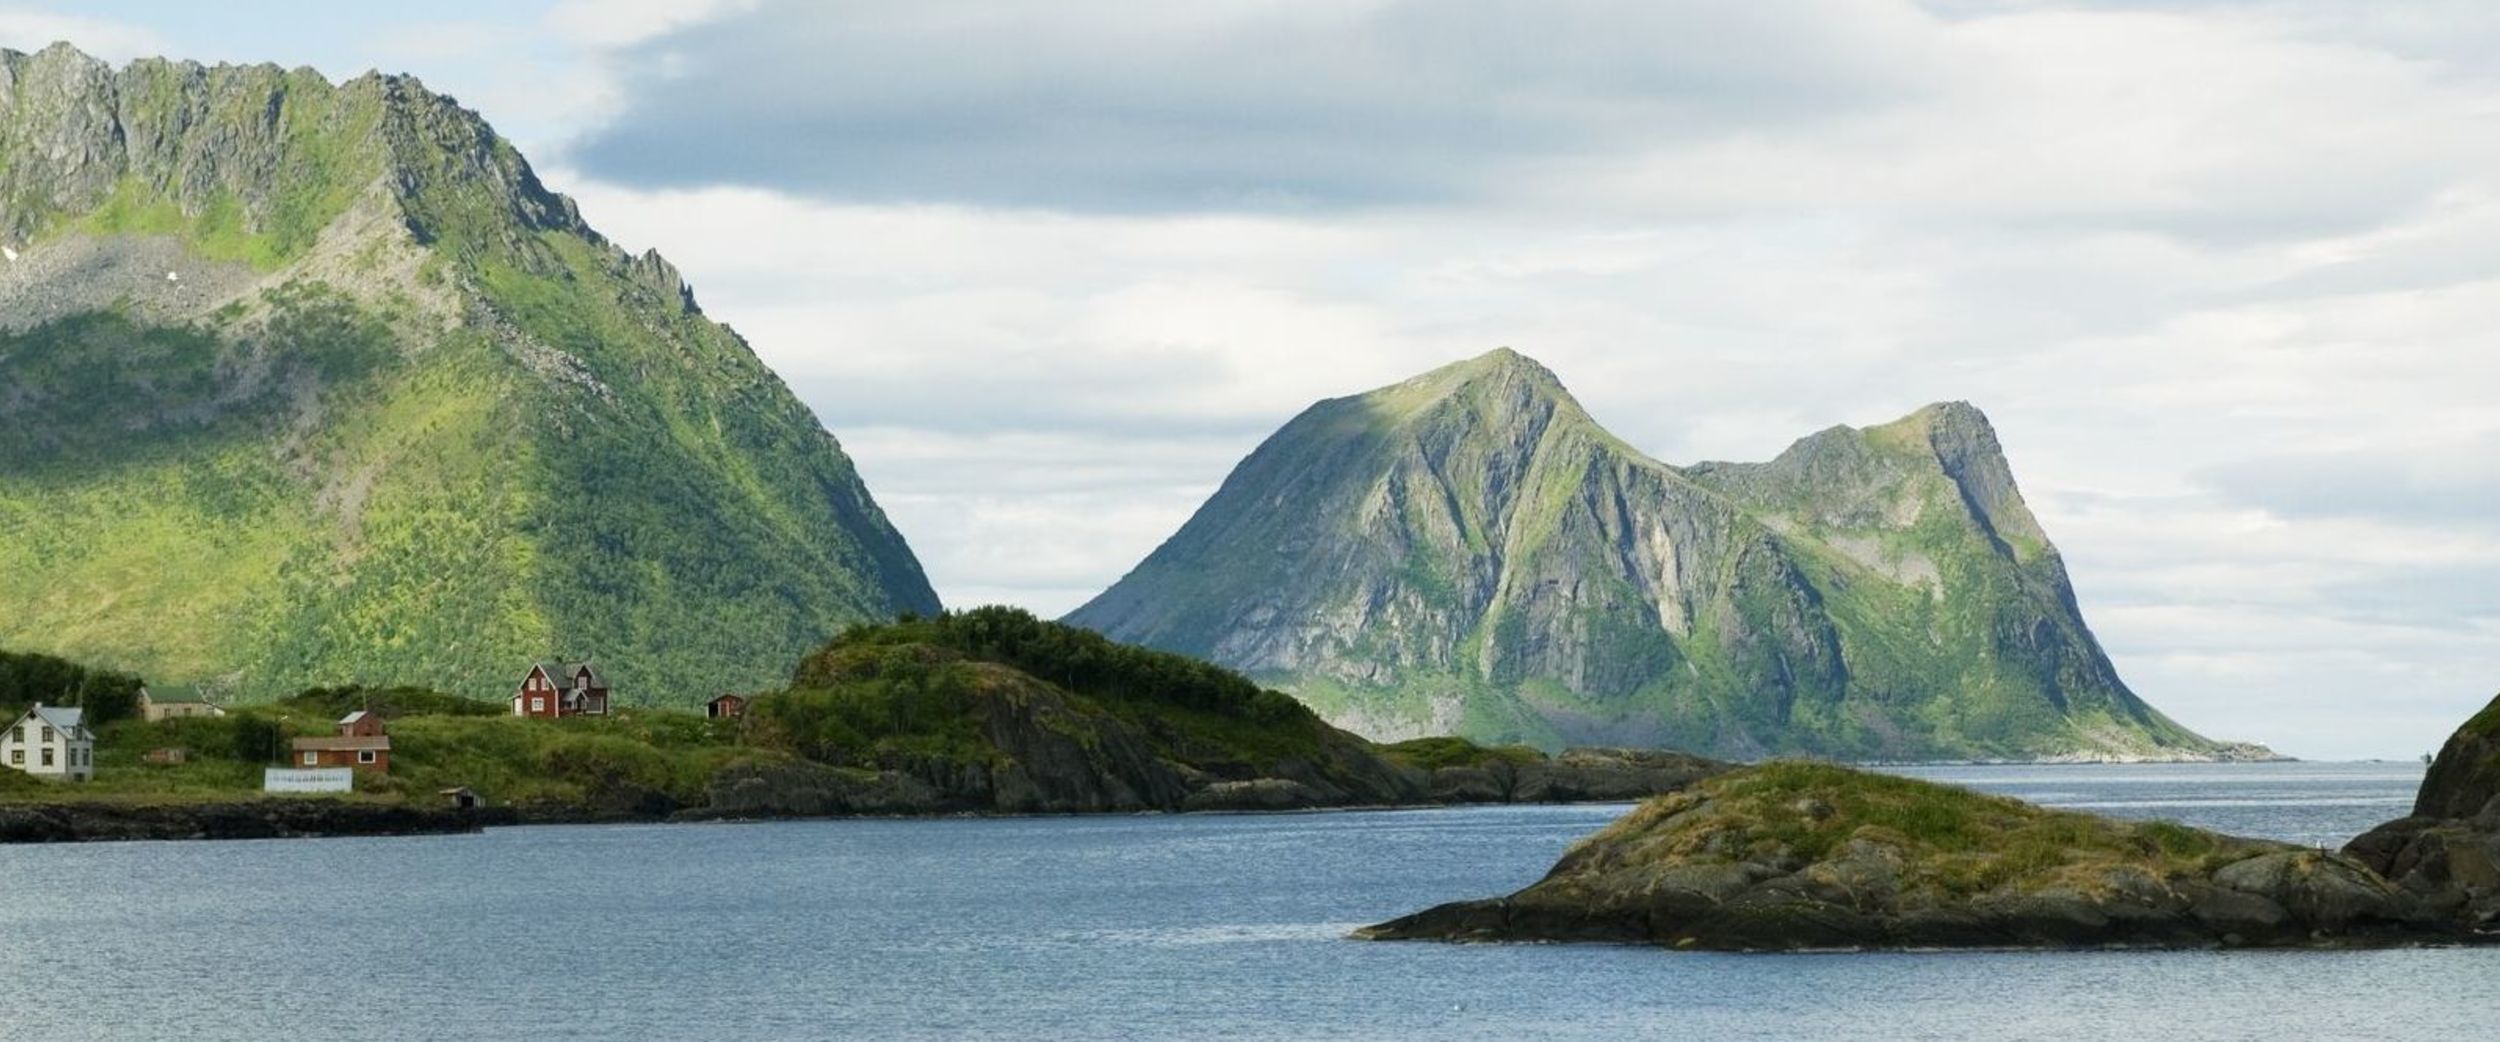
9;0;2496;758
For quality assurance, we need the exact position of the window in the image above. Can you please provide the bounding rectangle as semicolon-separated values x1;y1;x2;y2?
41;748;54;767
358;750;377;765
40;725;54;743
302;751;318;766
8;749;19;766
529;696;544;713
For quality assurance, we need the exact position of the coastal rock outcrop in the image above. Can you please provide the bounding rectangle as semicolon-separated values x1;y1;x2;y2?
2343;691;2500;931
1357;762;2476;950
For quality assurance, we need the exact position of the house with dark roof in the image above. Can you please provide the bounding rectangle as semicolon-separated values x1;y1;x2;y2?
291;710;391;773
1;704;94;781
512;662;611;719
137;688;225;722
706;693;747;720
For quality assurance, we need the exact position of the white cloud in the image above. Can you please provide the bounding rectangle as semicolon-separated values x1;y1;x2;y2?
0;8;166;60
543;0;758;49
39;0;2466;758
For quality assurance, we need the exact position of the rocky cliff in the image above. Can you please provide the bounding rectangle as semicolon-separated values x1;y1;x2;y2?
1072;349;2245;761
0;44;937;704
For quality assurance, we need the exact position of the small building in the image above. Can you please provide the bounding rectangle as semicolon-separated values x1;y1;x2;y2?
143;747;191;765
265;767;353;793
440;787;481;810
706;693;748;720
513;662;612;719
290;710;391;773
1;704;94;782
137;688;226;722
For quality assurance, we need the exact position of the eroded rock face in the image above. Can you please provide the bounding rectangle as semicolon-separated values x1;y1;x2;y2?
1358;763;2479;951
1071;350;2255;763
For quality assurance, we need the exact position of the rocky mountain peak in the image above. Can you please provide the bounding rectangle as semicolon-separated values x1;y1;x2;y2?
0;43;594;263
1075;354;2239;761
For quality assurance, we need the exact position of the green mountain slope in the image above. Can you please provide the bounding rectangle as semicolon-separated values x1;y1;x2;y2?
0;44;938;704
1071;349;2255;761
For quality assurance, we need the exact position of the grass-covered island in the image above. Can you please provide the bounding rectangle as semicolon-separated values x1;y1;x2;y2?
1359;692;2500;951
0;609;1725;842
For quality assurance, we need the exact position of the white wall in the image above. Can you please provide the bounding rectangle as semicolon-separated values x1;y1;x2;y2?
0;718;93;781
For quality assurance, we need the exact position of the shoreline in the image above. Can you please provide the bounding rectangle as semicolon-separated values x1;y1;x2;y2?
0;789;1713;845
0;757;2351;845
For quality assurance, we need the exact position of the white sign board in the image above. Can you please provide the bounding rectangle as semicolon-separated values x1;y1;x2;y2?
263;767;353;793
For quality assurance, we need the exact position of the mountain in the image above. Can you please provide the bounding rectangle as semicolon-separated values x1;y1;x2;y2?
1071;348;2249;761
0;44;938;704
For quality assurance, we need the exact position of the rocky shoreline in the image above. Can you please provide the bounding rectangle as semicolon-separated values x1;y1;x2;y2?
1357;696;2500;952
0;799;516;843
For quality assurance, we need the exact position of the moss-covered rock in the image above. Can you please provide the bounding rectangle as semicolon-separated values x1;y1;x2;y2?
1359;762;2476;950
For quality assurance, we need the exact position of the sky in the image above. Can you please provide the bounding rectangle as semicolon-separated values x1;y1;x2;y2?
6;0;2495;758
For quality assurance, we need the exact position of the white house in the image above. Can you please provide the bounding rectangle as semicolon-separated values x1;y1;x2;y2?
1;704;96;782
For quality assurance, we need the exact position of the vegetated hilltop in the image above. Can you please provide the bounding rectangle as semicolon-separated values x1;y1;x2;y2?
1074;349;2258;763
0;618;1728;838
0;43;937;706
1358;761;2477;950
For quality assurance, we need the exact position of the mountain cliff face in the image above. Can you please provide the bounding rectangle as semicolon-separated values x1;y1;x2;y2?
0;45;938;703
1071;349;2246;761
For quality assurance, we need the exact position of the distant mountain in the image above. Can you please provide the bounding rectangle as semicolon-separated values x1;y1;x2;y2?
0;44;938;703
1072;349;2256;762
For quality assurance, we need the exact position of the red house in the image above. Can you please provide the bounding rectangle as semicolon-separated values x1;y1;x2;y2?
706;694;747;719
291;710;391;773
513;662;612;719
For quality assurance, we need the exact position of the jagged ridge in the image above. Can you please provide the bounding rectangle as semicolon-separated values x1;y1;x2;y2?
1072;349;2249;761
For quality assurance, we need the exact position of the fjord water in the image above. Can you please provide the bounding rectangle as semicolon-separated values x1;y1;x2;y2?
7;763;2494;1040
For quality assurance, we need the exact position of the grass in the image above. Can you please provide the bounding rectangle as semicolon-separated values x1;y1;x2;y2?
1381;736;1548;772
0;691;750;811
1581;761;2268;898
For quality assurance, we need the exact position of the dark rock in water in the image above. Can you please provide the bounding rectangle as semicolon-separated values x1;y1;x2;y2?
0;799;505;843
2342;691;2500;933
1357;762;2481;951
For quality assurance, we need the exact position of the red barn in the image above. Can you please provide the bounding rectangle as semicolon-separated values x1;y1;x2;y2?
291;710;391;773
706;694;747;719
513;662;612;719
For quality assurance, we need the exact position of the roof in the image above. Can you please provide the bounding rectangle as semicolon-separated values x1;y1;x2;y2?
16;704;90;739
524;661;607;688
339;710;370;726
291;736;391;752
708;693;746;704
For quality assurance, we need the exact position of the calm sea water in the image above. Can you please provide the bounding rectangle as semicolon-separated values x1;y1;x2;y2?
5;762;2493;1041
